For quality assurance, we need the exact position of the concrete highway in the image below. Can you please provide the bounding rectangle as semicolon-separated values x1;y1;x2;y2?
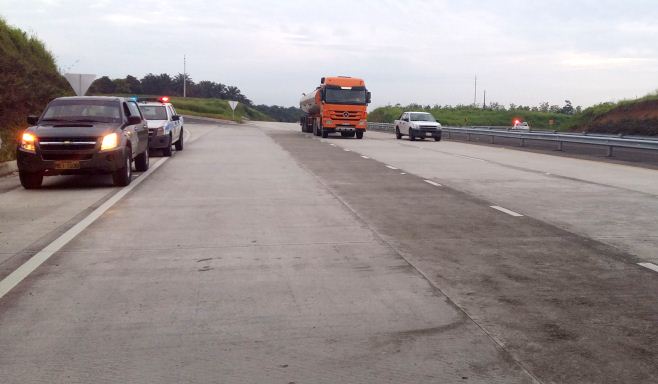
0;120;656;383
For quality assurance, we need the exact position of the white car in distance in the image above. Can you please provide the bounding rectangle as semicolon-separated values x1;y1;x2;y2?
394;112;442;141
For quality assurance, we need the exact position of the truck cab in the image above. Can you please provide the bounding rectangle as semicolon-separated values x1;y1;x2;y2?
300;76;371;139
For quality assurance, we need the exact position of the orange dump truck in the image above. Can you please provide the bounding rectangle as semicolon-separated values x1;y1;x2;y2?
300;76;371;139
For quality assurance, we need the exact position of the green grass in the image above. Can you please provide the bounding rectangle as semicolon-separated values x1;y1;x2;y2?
368;105;574;130
169;97;272;123
0;17;72;162
563;91;658;132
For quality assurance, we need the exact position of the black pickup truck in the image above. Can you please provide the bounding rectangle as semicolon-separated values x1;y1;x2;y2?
17;96;150;189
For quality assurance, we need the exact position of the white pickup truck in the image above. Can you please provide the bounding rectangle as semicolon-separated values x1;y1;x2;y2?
394;111;442;141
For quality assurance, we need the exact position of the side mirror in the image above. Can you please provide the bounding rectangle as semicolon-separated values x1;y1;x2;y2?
366;91;372;104
171;115;180;121
27;115;39;125
127;115;142;125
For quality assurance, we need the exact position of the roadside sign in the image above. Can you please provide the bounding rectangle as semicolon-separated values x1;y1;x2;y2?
549;119;555;126
64;73;96;96
228;100;238;120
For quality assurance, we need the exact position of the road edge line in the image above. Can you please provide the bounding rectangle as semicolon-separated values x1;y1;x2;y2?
0;157;169;300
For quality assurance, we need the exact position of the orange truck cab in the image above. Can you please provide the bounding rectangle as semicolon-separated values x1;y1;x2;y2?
300;76;371;139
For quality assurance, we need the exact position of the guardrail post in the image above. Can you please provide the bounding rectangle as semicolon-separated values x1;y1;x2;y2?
490;135;495;144
557;140;563;151
467;133;471;141
520;138;526;147
606;145;613;157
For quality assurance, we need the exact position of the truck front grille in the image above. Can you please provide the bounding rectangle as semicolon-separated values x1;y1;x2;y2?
39;137;98;151
329;111;360;121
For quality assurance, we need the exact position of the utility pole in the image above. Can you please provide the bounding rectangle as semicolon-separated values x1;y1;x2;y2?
473;74;477;106
183;54;187;98
483;90;487;109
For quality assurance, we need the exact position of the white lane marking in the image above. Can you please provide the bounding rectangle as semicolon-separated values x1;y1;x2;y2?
385;165;399;170
344;149;351;152
0;158;169;300
638;262;658;273
400;172;407;175
490;205;524;217
424;180;442;187
330;144;336;147
361;155;370;159
183;127;192;142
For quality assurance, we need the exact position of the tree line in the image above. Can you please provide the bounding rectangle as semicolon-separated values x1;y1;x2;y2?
89;73;253;106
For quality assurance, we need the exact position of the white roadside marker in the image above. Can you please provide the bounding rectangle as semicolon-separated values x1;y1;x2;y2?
638;262;658;273
424;180;442;187
330;144;336;147
361;155;370;159
490;205;524;217
0;158;169;300
400;172;407;175
344;148;351;152
385;165;398;170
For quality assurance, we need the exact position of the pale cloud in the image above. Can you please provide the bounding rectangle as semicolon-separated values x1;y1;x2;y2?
1;0;657;107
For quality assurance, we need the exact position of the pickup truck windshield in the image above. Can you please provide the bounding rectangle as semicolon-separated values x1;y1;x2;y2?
410;113;436;122
42;99;121;124
139;106;168;120
325;88;367;105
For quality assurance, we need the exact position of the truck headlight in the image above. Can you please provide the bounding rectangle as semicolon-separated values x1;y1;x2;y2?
100;133;119;151
20;132;36;152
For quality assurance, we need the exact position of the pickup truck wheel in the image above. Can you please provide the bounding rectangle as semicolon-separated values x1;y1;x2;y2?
355;131;364;139
175;128;184;151
135;147;149;172
112;148;132;187
395;127;402;140
435;136;442;142
409;130;416;141
19;171;43;189
162;134;173;157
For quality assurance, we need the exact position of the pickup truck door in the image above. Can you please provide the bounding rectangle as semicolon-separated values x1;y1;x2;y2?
401;113;410;134
126;101;149;155
168;106;180;140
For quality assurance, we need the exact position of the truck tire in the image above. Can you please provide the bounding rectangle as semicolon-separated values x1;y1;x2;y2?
321;126;329;138
175;128;184;151
135;147;149;172
435;135;442;142
355;131;364;139
409;130;416;141
112;148;132;187
19;171;43;189
348;132;356;138
313;121;321;136
395;127;402;140
162;134;173;157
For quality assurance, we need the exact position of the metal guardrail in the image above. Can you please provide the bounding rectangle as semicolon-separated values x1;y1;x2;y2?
367;122;658;157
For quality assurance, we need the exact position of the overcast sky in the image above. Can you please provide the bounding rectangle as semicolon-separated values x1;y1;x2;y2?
2;0;657;108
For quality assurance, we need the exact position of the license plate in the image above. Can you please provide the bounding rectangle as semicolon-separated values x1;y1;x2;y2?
54;160;80;170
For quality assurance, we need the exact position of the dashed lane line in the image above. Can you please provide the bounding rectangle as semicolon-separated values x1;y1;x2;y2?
385;165;399;170
490;205;524;217
638;262;658;273
424;180;442;187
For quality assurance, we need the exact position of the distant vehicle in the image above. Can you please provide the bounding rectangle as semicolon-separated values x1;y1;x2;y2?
300;76;371;139
16;96;150;189
394;112;442;141
137;97;184;157
513;120;530;131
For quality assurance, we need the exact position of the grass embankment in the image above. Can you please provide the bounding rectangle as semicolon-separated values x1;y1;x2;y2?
368;105;574;130
170;97;273;123
0;17;72;162
565;92;658;135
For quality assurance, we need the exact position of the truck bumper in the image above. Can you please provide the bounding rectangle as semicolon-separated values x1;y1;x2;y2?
411;129;442;139
17;147;126;175
149;134;172;149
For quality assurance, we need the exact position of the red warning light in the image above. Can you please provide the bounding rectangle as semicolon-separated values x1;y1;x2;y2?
514;119;521;125
159;96;170;103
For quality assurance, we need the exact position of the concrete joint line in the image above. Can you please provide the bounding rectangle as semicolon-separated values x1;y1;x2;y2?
284;142;543;384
